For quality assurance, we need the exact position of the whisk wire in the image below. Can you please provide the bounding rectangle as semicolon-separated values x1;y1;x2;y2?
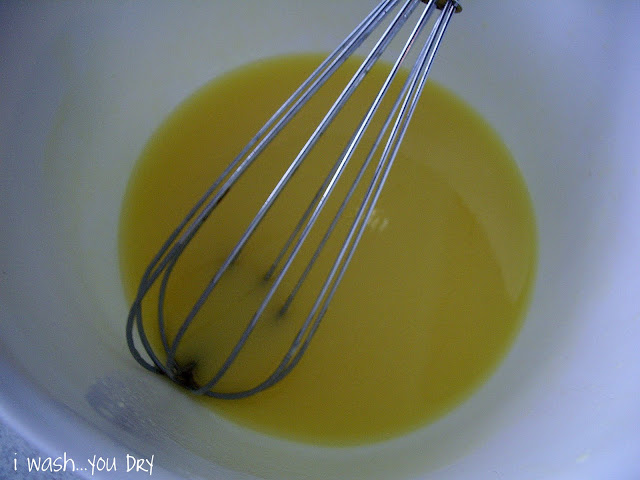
161;0;425;367
319;0;459;328
251;0;459;398
126;0;401;374
127;0;461;398
279;0;440;318
204;0;456;399
168;0;425;390
192;0;432;396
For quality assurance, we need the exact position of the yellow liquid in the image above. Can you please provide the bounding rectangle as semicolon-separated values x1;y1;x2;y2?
120;54;536;445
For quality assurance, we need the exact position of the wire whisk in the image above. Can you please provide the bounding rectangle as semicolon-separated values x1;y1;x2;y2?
127;0;461;399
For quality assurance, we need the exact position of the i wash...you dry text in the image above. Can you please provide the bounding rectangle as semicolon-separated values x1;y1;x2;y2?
12;452;154;476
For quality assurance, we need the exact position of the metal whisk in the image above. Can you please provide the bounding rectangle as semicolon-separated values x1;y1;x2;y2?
127;0;461;399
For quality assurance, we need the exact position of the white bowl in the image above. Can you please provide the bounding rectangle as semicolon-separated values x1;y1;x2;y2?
1;1;639;479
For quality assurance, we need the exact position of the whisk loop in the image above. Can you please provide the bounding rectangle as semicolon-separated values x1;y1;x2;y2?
127;0;461;399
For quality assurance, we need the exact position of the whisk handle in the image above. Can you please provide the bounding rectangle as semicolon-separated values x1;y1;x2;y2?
434;0;462;13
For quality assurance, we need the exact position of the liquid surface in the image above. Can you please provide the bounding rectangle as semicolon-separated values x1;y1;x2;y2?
120;54;537;445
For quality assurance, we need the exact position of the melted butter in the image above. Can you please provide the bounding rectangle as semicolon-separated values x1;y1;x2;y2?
119;54;537;445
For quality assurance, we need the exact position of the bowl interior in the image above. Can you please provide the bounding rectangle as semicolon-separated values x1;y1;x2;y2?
1;1;640;479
